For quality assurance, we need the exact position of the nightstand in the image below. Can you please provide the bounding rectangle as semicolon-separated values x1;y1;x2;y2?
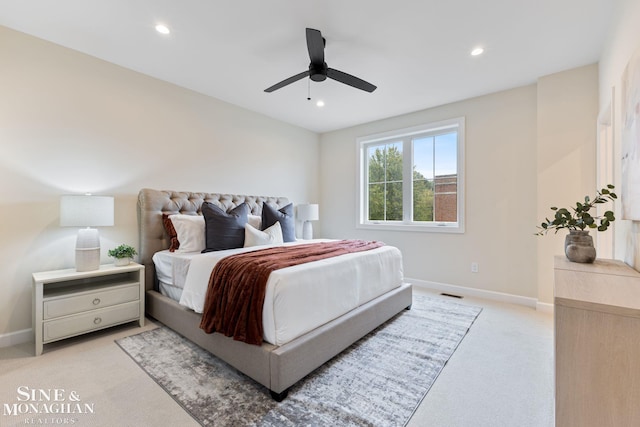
32;263;145;356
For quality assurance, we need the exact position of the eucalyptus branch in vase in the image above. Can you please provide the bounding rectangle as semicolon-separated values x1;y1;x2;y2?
536;185;617;235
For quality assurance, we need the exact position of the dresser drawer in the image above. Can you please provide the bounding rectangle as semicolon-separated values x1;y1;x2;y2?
44;283;139;319
43;301;140;343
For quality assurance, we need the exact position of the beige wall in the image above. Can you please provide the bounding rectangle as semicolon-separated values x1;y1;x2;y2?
0;26;319;341
535;64;599;304
320;85;540;299
599;0;640;269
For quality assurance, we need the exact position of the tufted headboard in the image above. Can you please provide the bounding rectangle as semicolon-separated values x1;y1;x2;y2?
137;188;290;290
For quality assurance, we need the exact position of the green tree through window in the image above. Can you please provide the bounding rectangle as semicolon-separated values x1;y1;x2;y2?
367;143;403;221
367;144;434;221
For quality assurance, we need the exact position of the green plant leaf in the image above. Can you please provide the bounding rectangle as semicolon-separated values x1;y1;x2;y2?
535;184;616;236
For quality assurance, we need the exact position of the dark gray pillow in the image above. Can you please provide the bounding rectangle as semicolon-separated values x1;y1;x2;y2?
262;203;295;242
201;202;249;252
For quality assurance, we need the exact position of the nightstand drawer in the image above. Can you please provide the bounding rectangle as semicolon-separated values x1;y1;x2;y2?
44;283;139;320
43;301;140;342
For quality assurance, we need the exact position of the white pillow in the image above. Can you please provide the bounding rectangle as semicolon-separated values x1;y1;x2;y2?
244;222;283;247
248;214;262;230
169;214;205;253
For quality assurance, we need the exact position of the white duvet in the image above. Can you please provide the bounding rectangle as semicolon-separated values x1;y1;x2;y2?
155;240;403;346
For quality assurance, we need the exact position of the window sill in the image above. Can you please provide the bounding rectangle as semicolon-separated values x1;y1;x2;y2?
356;222;464;234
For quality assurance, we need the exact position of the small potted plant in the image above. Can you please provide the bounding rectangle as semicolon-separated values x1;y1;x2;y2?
108;244;137;266
536;185;616;263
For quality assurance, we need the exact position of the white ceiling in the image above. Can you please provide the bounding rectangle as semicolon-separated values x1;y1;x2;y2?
0;0;615;133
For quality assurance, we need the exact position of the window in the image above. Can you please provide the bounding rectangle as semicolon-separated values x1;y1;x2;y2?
357;117;465;232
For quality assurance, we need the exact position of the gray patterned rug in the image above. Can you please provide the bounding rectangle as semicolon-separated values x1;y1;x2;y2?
116;294;481;426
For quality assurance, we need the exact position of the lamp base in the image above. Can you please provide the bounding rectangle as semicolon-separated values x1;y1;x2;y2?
302;221;313;240
76;248;100;272
76;228;101;272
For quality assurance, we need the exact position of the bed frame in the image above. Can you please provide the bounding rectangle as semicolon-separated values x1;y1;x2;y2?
137;188;412;400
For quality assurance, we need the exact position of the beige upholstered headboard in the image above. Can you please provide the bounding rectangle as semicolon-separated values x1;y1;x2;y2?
137;188;290;290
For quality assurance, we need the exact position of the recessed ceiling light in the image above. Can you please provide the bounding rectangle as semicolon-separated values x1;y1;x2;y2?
471;47;484;56
316;100;325;107
155;24;170;35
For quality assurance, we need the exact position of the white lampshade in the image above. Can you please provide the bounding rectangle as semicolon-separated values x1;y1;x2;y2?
297;204;319;240
60;195;114;227
297;204;319;222
60;195;114;271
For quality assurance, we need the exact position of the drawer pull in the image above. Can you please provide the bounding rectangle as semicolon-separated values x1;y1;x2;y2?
93;317;102;325
92;298;101;305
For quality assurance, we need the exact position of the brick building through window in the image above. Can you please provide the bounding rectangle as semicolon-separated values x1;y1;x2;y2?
434;174;457;222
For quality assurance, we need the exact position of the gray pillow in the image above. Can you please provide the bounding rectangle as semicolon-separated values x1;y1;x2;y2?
262;203;295;242
201;202;249;252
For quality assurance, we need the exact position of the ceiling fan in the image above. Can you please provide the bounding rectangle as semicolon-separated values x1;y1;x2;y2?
264;28;377;94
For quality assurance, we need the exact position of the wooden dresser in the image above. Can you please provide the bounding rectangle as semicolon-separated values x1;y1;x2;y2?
554;255;640;427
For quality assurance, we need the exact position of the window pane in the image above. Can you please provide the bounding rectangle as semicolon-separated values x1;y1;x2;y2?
413;178;434;221
368;183;385;220
367;141;403;221
386;142;403;181
434;133;457;176
367;146;386;184
413;137;434;180
434;175;457;222
386;182;403;220
413;136;434;221
434;132;458;222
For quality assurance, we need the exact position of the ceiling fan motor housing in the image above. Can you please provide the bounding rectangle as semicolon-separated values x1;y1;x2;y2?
309;62;328;81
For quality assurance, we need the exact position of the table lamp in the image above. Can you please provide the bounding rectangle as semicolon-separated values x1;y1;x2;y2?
60;195;114;271
297;204;319;240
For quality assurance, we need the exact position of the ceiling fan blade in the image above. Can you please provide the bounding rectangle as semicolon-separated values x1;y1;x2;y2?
327;68;377;93
306;28;325;66
264;70;310;93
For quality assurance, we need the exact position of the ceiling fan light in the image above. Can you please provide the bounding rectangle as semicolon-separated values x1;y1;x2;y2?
155;24;170;35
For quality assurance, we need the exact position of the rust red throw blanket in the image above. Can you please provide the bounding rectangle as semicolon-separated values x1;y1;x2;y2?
199;239;384;345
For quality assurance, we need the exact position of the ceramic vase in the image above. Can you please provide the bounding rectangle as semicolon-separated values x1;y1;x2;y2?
564;230;596;263
114;257;131;267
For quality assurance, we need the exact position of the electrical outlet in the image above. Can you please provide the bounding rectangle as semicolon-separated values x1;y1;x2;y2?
471;262;479;273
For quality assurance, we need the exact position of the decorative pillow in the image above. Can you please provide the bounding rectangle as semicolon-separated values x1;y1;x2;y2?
162;213;180;252
169;214;205;253
244;222;283;247
202;202;249;252
262;203;295;242
248;214;262;230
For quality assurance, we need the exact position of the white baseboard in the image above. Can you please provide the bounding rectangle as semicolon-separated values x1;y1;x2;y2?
407;278;553;312
535;301;555;314
0;328;32;348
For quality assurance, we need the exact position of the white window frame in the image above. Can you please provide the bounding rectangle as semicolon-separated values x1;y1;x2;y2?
356;117;465;233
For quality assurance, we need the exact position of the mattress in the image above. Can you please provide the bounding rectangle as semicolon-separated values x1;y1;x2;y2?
174;240;404;346
152;250;199;299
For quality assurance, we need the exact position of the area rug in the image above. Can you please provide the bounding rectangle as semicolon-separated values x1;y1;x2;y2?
116;294;481;426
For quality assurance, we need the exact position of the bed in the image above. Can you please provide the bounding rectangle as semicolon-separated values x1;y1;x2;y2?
137;188;412;400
